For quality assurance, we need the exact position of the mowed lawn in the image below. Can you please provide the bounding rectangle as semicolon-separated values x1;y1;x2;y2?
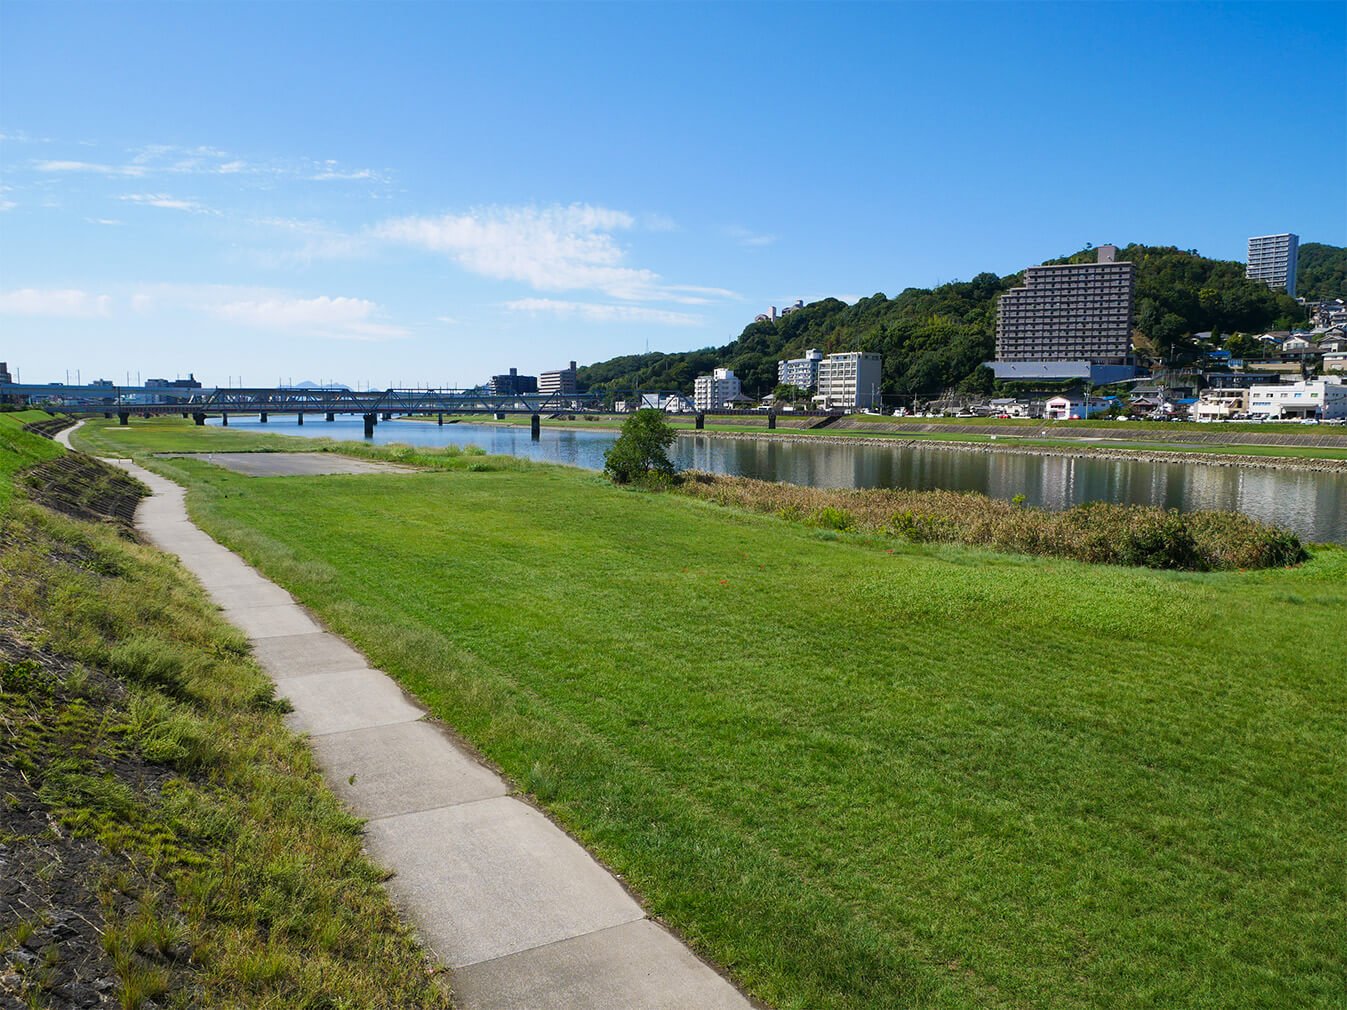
133;445;1344;1009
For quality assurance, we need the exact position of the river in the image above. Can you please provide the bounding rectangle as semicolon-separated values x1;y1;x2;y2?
208;416;1347;543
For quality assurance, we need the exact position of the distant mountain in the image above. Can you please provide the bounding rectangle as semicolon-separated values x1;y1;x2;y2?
287;381;351;390
1297;243;1347;301
577;243;1316;398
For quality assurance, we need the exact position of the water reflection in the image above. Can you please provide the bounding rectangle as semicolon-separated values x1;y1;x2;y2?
208;416;1347;542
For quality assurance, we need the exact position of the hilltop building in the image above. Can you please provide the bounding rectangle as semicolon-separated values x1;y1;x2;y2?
777;348;823;389
990;245;1140;384
487;367;538;396
539;361;578;397
813;351;882;410
754;300;805;324
1247;233;1299;297
694;368;742;411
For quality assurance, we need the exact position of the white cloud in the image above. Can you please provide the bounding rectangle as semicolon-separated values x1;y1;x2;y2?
435;315;460;325
117;193;215;213
727;226;778;248
35;160;147;177
0;201;15;212
217;161;246;174
504;298;702;326
208;294;407;341
87;218;124;226
375;204;734;304
0;288;112;318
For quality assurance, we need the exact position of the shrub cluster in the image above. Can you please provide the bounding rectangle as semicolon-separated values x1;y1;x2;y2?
674;473;1309;571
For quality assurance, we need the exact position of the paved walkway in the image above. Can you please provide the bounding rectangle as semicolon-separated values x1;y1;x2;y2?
157;451;415;477
61;426;752;1009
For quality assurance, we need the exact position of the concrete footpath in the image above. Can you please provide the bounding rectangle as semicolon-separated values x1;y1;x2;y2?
61;426;752;1009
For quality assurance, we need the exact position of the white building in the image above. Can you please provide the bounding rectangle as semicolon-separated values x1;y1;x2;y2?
777;348;823;389
694;368;742;411
538;361;578;397
1248;377;1347;420
1247;233;1299;297
813;352;882;410
1192;388;1249;421
1044;395;1110;420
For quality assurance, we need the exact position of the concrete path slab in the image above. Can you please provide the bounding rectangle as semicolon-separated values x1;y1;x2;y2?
201;579;296;610
453;919;750;1010
309;721;507;819
250;632;371;680
363;796;645;968
278;669;425;736
221;601;323;639
77;428;755;1010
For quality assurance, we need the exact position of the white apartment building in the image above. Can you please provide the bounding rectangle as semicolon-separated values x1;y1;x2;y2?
694;368;742;411
813;351;882;410
1247;233;1299;297
1192;388;1249;421
1247;377;1347;420
777;348;823;389
538;360;578;397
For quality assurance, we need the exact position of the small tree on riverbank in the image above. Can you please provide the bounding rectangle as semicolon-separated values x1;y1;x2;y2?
604;409;677;484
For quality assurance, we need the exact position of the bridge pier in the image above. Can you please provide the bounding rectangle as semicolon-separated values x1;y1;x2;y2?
221;413;228;426
382;412;392;422
193;413;206;426
437;413;443;426
695;413;705;430
117;411;129;426
326;412;334;422
259;412;268;423
297;412;304;426
141;413;151;420
494;412;505;421
181;412;189;419
363;413;376;438
768;411;776;430
531;413;541;439
104;412;112;419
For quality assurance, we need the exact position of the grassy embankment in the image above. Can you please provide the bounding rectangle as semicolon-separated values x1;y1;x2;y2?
83;415;1347;1010
417;413;1347;463
0;411;449;1008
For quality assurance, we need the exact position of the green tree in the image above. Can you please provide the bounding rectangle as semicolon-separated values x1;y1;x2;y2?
603;409;677;484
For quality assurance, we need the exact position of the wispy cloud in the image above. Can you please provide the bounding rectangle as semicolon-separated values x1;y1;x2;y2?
375;204;734;304
207;294;408;341
35;159;148;177
31;144;386;186
118;193;216;214
504;297;702;326
726;226;778;248
0;288;112;318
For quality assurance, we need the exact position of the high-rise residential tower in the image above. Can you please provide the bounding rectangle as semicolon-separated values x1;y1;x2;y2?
990;245;1139;383
1246;233;1299;297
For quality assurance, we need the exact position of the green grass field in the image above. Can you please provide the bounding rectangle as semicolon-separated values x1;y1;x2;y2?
85;417;1347;1010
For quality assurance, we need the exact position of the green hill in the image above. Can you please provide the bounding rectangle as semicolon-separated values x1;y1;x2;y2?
1297;242;1347;300
578;243;1324;399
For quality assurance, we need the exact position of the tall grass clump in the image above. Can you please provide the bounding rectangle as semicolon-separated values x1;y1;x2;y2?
675;473;1308;571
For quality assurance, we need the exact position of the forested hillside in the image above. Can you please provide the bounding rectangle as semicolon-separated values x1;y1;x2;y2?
1297;243;1347;300
577;243;1326;398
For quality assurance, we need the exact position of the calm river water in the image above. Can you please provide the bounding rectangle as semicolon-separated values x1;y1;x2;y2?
210;416;1347;542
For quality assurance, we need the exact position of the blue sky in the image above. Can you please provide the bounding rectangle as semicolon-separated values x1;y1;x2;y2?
2;1;1343;388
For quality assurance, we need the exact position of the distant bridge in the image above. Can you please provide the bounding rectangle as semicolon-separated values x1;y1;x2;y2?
0;383;779;435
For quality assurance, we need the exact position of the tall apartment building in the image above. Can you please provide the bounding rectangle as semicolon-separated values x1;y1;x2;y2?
991;245;1138;383
487;367;538;396
538;361;578;397
1247;233;1299;297
814;351;882;410
777;348;823;389
694;367;741;411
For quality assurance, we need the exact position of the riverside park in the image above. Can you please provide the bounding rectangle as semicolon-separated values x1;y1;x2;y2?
1;408;1342;1009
